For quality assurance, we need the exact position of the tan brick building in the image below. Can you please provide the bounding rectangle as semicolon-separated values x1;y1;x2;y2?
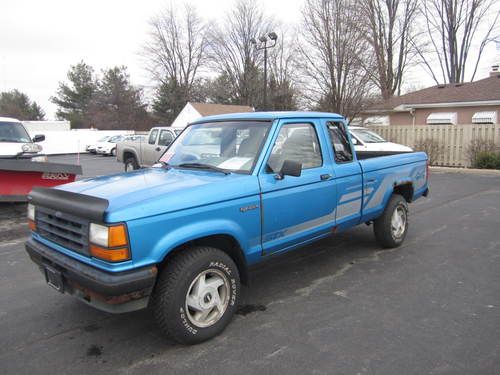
361;67;500;126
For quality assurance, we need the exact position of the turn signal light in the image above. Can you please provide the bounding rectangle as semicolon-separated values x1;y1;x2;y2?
28;219;36;231
108;225;128;247
90;244;130;262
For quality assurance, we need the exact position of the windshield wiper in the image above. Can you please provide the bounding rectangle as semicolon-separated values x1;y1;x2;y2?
177;162;230;175
159;161;172;169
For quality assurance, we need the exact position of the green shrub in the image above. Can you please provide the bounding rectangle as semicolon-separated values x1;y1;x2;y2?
474;151;500;169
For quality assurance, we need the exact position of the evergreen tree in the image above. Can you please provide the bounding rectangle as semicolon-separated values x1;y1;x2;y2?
90;66;150;130
51;61;97;128
0;90;45;120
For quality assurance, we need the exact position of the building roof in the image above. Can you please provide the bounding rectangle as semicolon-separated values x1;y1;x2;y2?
190;102;254;116
366;74;500;112
191;111;344;124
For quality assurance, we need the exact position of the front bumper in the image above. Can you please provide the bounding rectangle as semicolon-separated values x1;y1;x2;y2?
25;238;158;313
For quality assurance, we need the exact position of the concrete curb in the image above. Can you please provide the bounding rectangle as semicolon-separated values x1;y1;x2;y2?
430;166;500;176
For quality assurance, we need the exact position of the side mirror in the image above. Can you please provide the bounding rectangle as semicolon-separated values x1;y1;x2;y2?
275;159;302;180
32;134;45;143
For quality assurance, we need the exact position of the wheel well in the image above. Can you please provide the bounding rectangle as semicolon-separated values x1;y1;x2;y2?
158;234;249;285
393;183;414;202
123;151;136;162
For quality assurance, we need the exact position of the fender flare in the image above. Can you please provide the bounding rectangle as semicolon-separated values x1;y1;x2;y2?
150;219;249;264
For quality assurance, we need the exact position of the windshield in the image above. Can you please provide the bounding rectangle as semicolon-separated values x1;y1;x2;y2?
159;121;271;173
0;121;31;143
351;129;386;143
109;135;123;142
98;136;110;142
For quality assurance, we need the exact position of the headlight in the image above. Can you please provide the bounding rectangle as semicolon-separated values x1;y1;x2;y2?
89;223;109;247
89;223;130;262
22;143;42;153
27;204;36;231
27;204;35;221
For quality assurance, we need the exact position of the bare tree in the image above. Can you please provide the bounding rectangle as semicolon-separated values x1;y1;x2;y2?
267;29;300;110
361;0;419;99
298;0;373;120
144;4;209;121
418;0;499;84
208;0;273;107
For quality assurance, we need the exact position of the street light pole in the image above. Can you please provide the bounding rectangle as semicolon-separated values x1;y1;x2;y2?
250;32;278;111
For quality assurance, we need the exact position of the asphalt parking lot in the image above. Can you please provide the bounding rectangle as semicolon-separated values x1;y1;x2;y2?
1;155;499;374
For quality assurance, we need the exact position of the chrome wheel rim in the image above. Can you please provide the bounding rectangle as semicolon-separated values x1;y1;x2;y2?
185;269;230;328
391;205;406;239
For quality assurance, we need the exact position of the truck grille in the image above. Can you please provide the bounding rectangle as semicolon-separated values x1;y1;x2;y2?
36;206;90;256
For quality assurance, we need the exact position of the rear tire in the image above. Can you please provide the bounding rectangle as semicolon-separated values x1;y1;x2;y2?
373;194;408;248
152;246;240;345
124;157;139;172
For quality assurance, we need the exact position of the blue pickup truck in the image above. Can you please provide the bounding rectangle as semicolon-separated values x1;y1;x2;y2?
25;112;428;344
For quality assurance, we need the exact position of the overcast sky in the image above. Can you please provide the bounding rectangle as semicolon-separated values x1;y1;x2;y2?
1;0;499;119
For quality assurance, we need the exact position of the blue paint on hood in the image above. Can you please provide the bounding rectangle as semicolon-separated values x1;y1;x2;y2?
56;167;259;222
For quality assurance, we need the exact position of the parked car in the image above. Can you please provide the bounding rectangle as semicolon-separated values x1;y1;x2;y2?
349;126;412;155
0;117;46;161
96;135;126;156
86;136;110;154
117;127;181;171
26;112;429;344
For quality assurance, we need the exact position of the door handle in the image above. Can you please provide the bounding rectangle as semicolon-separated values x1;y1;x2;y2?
155;147;161;152
320;174;332;181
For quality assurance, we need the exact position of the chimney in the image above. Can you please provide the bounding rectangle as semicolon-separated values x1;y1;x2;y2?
490;65;500;77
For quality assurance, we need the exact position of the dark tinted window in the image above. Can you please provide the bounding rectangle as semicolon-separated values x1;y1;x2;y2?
327;121;353;163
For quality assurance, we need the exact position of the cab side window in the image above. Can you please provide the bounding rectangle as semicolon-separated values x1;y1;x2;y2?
267;123;322;172
327;121;353;163
148;129;159;145
158;130;174;146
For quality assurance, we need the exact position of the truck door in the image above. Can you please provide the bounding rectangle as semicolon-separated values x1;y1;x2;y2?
259;120;337;255
156;129;175;159
143;129;159;166
324;120;363;230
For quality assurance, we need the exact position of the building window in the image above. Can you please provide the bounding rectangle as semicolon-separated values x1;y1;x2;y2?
426;112;457;125
363;115;390;126
472;111;497;124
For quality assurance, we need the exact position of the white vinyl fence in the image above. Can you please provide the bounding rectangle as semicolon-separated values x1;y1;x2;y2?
369;124;500;167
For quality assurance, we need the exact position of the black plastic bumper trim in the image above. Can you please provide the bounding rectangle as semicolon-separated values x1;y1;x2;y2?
25;238;157;297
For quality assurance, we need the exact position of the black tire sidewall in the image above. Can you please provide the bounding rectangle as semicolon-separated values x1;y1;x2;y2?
154;248;240;344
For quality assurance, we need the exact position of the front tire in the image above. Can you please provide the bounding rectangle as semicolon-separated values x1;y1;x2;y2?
373;194;408;248
111;148;117;156
152;246;240;345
